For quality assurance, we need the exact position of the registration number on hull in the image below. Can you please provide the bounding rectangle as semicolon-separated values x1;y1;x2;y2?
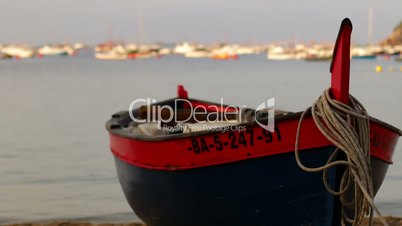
187;127;282;154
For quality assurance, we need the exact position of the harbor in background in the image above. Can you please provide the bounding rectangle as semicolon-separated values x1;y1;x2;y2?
1;41;402;61
1;53;402;224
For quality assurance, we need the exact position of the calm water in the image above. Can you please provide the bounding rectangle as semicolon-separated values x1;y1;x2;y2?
0;53;401;223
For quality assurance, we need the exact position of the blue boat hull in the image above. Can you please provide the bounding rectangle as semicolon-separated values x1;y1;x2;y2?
113;145;389;226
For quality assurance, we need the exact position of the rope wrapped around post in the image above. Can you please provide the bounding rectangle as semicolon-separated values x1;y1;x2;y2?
295;88;388;226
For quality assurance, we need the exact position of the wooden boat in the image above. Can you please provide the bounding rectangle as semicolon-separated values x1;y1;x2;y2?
106;19;401;226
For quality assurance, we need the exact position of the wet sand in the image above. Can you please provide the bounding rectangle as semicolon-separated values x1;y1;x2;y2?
361;216;402;225
3;217;402;226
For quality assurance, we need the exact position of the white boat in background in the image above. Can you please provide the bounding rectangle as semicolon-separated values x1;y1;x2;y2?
350;7;377;60
158;48;172;55
183;46;211;58
73;43;86;50
234;45;261;55
303;44;333;61
184;50;211;58
125;44;161;59
95;45;127;60
38;45;74;56
173;42;196;55
95;52;127;60
351;46;377;59
267;46;304;60
1;45;34;58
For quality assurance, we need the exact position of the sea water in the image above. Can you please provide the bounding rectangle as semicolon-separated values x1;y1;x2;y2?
0;53;401;223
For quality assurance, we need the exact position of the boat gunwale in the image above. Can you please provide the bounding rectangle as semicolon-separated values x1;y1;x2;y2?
106;97;402;142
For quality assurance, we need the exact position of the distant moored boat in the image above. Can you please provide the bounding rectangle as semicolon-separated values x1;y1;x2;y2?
1;45;34;59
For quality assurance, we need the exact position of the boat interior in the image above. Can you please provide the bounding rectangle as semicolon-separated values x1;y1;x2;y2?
120;98;290;136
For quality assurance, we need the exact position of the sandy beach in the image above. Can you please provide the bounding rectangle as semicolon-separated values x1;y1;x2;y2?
3;217;402;226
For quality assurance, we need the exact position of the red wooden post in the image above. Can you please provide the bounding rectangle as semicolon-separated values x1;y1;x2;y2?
177;85;188;99
330;18;353;105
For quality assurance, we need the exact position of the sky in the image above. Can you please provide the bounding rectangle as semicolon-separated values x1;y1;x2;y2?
1;0;401;45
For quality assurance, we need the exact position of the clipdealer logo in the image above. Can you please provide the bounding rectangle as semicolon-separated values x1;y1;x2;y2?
128;98;275;132
255;98;275;132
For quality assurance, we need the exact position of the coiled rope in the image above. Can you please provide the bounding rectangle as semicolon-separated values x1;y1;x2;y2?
295;88;388;226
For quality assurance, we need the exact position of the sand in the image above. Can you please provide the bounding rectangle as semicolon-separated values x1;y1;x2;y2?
3;217;402;226
1;223;145;226
361;216;402;225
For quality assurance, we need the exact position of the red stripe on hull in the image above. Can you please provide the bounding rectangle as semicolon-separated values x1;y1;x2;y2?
109;115;399;171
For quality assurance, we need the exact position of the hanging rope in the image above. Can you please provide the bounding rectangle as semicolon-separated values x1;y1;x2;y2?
295;88;388;226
